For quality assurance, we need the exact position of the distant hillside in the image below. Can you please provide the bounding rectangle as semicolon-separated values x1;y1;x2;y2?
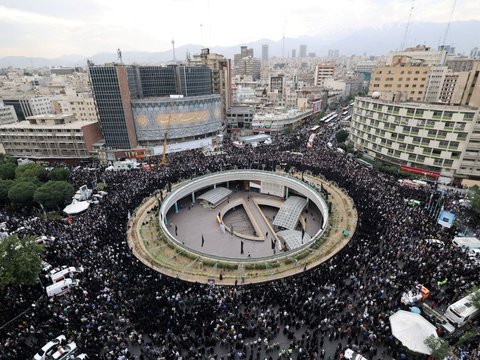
0;20;478;68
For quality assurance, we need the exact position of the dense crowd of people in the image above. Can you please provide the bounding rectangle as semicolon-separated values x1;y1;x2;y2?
0;117;479;360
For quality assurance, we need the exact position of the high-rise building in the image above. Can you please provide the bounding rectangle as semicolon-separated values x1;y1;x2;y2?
314;64;335;87
89;63;220;150
299;45;307;58
233;46;261;80
291;49;296;58
262;44;269;62
89;65;138;149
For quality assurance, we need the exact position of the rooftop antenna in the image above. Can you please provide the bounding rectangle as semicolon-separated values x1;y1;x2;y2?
171;39;176;62
401;0;415;50
442;0;457;47
117;48;123;64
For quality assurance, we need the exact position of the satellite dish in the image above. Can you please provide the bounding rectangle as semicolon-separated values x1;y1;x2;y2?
372;91;381;99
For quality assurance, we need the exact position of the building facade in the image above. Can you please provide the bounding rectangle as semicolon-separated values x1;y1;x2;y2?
299;45;307;58
252;108;313;135
350;96;480;182
2;96;52;120
89;63;215;150
0;102;18;125
52;95;98;122
0;114;102;160
262;44;269;62
89;65;137;149
314;64;335;87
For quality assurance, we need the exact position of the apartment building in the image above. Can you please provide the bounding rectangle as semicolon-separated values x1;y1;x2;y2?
350;96;480;183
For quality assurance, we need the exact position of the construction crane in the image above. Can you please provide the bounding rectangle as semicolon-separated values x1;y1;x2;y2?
441;0;457;48
401;0;415;50
160;111;172;166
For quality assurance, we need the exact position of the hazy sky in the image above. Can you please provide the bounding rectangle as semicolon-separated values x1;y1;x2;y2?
0;0;479;57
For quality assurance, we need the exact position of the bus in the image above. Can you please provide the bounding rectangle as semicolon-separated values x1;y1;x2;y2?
355;158;373;169
342;106;349;111
331;114;338;120
445;289;480;327
309;125;320;132
319;112;336;122
342;111;349;116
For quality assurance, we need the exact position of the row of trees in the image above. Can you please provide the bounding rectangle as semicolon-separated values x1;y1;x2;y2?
0;157;74;210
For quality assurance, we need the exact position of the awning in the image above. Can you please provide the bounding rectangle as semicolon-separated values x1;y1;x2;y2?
63;201;90;215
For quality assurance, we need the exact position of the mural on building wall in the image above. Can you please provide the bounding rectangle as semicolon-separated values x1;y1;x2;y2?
132;95;222;142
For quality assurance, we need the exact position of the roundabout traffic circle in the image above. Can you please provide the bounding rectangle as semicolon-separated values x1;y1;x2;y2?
127;170;357;285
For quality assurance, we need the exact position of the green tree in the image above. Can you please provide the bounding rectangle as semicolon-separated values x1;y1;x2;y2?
8;181;38;206
33;181;74;210
471;186;480;216
0;162;17;180
470;286;480;310
0;154;17;164
15;163;45;179
49;167;70;181
0;235;44;289
335;129;349;143
424;335;452;360
0;179;14;204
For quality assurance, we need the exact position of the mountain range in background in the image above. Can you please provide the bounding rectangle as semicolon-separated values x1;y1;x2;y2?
1;20;479;68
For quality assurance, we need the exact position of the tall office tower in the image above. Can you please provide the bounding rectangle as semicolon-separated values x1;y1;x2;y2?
89;63;214;149
262;44;269;62
291;49;296;58
299;45;307;58
89;64;138;149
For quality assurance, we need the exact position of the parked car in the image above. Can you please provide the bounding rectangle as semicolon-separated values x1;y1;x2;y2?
51;341;77;360
33;335;66;360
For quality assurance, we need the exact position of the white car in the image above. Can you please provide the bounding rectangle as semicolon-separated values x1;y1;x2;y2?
51;341;77;360
35;235;56;245
425;238;445;248
75;355;88;360
33;335;66;360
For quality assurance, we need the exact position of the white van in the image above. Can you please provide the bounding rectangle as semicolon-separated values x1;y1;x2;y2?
50;266;84;283
452;237;480;251
46;278;79;297
344;348;367;360
444;290;480;327
337;147;345;154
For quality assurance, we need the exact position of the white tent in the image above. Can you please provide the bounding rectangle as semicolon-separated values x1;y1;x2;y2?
389;310;438;355
63;201;90;215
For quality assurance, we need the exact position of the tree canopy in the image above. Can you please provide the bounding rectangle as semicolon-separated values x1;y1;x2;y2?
0;235;44;289
335;129;349;143
33;181;74;210
471;186;480;216
0;162;17;180
424;335;452;360
0;180;14;204
8;181;38;206
14;163;45;179
49;167;70;182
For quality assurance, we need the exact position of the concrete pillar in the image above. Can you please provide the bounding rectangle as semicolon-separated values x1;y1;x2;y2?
164;216;168;224
227;181;229;188
175;202;179;213
285;187;289;199
191;192;195;202
214;184;217;189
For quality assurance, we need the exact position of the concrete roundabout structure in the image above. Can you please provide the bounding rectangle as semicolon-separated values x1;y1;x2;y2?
127;170;357;285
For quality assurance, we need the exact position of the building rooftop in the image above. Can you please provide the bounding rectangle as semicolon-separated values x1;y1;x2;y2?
357;96;479;112
0;119;97;130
